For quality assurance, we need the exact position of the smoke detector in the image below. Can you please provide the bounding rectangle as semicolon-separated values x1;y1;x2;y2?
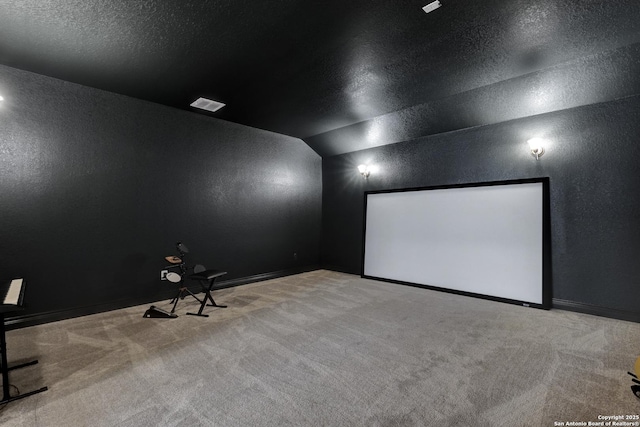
422;1;442;14
190;97;225;112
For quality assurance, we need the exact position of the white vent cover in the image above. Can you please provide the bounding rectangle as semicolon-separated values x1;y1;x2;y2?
422;0;441;13
190;97;225;112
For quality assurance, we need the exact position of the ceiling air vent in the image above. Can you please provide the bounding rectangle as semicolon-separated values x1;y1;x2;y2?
422;0;442;14
190;97;225;112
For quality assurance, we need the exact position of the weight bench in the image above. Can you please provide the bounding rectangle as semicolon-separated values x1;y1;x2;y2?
187;269;228;317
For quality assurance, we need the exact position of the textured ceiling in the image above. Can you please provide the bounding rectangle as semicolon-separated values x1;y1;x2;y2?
1;0;639;156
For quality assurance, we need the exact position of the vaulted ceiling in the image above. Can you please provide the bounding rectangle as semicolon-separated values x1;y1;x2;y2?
1;0;639;156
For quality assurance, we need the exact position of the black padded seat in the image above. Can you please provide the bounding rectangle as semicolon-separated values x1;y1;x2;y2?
189;269;227;282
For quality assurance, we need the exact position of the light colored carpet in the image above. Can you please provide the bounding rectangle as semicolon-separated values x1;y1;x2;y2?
1;270;639;426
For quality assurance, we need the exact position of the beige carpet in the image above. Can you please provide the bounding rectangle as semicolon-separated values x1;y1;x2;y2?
1;270;640;426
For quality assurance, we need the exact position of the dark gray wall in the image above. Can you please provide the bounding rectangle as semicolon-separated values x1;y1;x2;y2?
0;65;322;321
322;95;640;319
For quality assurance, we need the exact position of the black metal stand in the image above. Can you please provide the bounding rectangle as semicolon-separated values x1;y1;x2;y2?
164;242;204;314
170;287;202;314
186;270;228;317
0;314;48;404
629;371;640;398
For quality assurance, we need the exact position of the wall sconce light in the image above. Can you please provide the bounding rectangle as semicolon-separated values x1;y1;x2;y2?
358;164;371;179
527;138;546;160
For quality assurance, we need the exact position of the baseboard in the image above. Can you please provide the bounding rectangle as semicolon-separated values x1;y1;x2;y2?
11;270;635;329
4;294;174;330
552;298;640;323
212;264;319;289
364;274;550;310
320;264;359;275
5;264;320;330
317;271;640;324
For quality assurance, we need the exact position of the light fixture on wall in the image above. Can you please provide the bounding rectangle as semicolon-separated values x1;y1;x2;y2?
527;138;546;160
358;164;371;179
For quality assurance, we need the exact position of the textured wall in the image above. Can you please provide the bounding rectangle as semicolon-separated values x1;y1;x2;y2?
306;42;640;157
0;64;322;317
322;95;640;316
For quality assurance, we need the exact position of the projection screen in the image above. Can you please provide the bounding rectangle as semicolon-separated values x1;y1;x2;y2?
362;178;550;308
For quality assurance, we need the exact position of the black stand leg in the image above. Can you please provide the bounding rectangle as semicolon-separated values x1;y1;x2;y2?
170;284;203;314
206;294;228;309
186;278;227;317
0;314;48;404
170;289;181;314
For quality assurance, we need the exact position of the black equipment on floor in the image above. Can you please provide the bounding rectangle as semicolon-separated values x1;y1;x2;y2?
169;264;207;314
186;270;228;317
0;278;48;404
143;305;177;319
164;242;203;314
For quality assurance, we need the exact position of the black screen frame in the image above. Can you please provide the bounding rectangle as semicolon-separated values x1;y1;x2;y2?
361;177;552;310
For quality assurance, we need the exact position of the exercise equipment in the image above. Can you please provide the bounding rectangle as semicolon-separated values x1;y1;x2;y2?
186;269;228;317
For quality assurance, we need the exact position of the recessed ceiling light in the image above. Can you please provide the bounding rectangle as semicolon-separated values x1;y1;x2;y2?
190;97;225;113
0;95;4;101
422;0;442;14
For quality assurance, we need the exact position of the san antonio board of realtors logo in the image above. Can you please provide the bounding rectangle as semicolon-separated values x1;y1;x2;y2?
629;356;640;399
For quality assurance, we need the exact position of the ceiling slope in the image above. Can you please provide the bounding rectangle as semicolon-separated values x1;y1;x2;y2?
1;0;639;156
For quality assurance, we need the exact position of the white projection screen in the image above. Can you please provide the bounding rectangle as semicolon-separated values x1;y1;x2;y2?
362;178;550;308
